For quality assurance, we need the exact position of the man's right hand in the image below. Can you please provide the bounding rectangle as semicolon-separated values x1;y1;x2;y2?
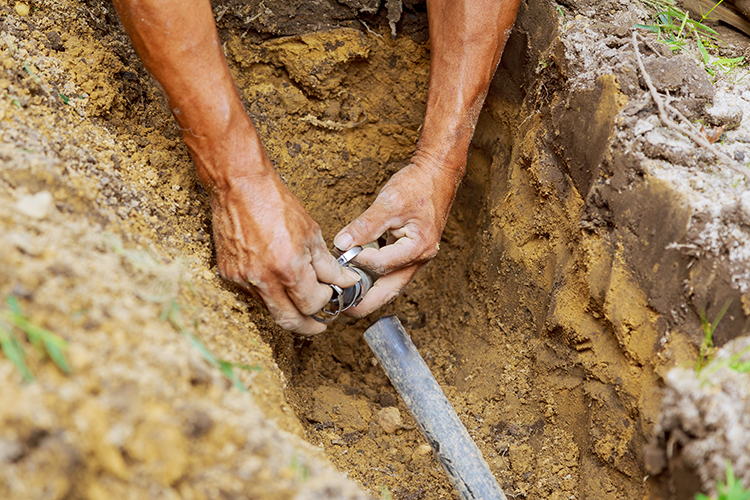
113;0;358;335
208;163;360;335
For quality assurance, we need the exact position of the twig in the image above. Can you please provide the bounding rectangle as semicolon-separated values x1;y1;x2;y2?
631;31;750;181
359;20;383;38
215;5;229;22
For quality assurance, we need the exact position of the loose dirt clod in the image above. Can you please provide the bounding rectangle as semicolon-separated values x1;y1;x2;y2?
377;407;402;434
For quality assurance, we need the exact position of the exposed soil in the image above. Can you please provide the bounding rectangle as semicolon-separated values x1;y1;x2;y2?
2;0;750;499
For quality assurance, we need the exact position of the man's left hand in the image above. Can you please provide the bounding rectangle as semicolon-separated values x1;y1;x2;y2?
333;157;461;316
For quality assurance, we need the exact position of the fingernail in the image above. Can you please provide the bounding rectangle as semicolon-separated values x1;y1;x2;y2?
334;232;353;251
346;269;361;282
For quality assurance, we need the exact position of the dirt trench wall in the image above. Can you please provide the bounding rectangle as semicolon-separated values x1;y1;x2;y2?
2;0;749;499
469;5;750;499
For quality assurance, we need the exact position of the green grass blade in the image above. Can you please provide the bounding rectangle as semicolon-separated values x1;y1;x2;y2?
696;35;710;65
13;316;68;349
710;299;733;337
232;362;263;372
43;340;71;374
730;359;750;373
218;359;247;392
6;295;22;316
702;0;725;20
186;333;218;367
0;327;34;382
694;22;719;35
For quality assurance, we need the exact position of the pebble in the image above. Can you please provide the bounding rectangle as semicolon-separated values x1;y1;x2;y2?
705;101;744;128
14;2;30;16
411;443;432;462
377;392;398;408
377;407;402;434
15;191;53;219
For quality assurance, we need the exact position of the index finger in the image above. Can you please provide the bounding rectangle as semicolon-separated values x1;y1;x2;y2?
353;236;421;276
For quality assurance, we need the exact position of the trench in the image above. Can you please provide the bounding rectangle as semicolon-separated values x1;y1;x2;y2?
3;0;746;498
266;2;662;499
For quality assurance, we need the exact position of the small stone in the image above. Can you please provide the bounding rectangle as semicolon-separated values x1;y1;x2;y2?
377;407;402;434
735;150;745;162
705;101;743;128
15;191;53;219
378;392;398;408
411;443;432;462
46;31;64;51
15;2;30;16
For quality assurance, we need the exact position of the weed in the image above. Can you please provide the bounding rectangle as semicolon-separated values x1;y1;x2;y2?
290;455;310;482
161;299;261;392
22;62;39;84
636;0;747;81
697;341;750;380
0;295;70;382
2;33;16;55
696;461;750;500
380;484;393;500
696;299;732;372
537;58;553;74
104;234;261;391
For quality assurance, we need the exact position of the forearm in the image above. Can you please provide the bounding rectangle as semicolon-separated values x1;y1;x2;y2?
111;0;270;190
417;0;520;179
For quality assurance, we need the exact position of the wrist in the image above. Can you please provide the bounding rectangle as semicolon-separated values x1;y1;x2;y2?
412;138;469;182
185;110;275;193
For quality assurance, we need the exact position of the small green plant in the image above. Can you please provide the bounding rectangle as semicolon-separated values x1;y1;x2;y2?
696;461;750;500
636;0;747;81
104;234;261;391
290;455;310;483
0;295;70;382
636;0;720;51
380;484;393;500
696;299;732;372
161;299;261;392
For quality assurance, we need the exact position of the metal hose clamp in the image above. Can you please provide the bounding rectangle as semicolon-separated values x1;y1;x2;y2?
313;246;375;324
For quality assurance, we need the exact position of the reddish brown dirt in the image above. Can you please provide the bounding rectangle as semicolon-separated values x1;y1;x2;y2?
2;1;750;499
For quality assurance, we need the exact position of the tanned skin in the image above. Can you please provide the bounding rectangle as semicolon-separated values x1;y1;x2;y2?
112;0;520;334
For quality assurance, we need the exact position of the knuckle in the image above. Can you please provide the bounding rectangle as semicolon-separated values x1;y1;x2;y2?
275;314;303;333
296;298;320;316
422;244;439;260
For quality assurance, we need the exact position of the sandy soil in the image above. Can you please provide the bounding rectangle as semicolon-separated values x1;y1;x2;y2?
2;0;750;499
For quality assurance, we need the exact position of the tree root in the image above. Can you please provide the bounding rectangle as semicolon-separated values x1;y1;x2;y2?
631;31;750;181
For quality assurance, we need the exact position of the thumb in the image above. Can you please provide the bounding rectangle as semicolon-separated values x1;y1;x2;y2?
334;202;391;251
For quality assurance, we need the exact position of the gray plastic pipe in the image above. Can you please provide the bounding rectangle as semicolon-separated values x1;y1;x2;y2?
364;316;507;500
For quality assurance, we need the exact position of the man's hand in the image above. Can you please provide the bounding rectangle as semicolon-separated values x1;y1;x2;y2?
211;168;359;334
112;0;358;334
334;0;520;316
333;158;461;317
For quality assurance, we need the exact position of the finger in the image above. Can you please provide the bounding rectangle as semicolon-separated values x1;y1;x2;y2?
334;201;394;251
353;234;422;275
283;261;336;317
310;246;361;288
343;265;420;318
264;286;328;335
